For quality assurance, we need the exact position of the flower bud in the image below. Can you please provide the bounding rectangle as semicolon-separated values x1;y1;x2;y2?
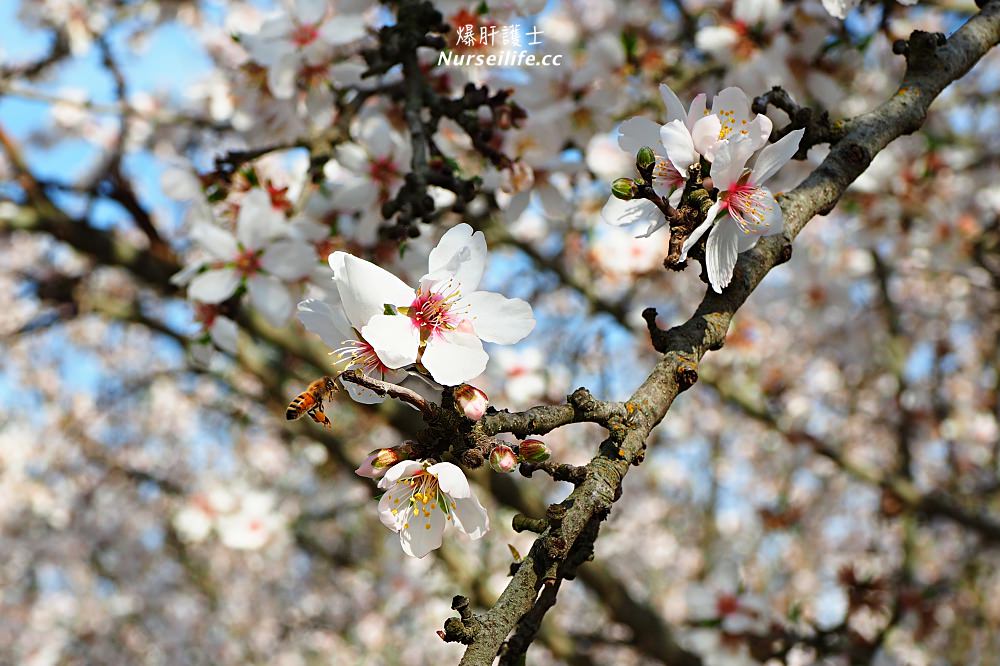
611;177;637;200
636;146;656;173
518;438;551;463
489;444;518;473
455;384;489;421
355;441;415;479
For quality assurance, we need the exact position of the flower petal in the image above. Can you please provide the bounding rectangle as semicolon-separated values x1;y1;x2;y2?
237;189;284;250
600;196;661;228
686;93;707;129
751;128;805;186
421;331;488;386
681;201;721;260
358;115;395;158
379;460;425;488
189;268;240;304
191;224;238;261
260;239;315;280
426;223;487;295
248;274;293;326
209;316;239;354
399;500;446;558
660;119;698;177
451;493;489;540
427;462;471;499
690;114;723;162
377;483;412;529
361;314;419;369
297;298;354;348
710;137;757;190
318;15;367;45
659;83;687;124
617;116;663;155
337;254;414;329
706;219;741;293
464;291;535;345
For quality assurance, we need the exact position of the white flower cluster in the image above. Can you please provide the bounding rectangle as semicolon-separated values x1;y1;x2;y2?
603;84;804;293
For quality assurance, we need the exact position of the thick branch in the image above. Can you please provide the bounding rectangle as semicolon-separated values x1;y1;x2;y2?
458;5;1000;663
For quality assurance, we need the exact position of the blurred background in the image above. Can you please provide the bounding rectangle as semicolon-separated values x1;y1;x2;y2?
1;0;1000;663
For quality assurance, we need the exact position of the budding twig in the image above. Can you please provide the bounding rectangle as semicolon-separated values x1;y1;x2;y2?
337;369;436;417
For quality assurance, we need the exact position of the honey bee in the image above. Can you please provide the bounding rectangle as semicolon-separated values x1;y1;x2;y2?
286;376;339;429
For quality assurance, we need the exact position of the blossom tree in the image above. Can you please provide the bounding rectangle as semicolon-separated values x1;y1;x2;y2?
2;0;1000;664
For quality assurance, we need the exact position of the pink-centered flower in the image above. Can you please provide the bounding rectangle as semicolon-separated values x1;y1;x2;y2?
377;460;489;558
185;188;315;327
331;224;535;386
683;128;805;293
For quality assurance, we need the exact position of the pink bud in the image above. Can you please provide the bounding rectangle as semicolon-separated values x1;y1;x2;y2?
489;443;518;473
455;384;489;421
518;438;551;463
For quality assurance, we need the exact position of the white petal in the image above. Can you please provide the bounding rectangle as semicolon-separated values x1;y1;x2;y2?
318;15;367;46
338;254;414;329
248;274;293;326
659;83;687;124
681;201;720;261
711;87;751;121
358;115;395;158
260;239;315;280
237;189;284;250
428;462;471;499
209;316;239;354
757;188;785;236
660;119;698;177
451;493;489;540
421;331;488;386
710;138;757;190
267;54;298;100
297;298;354;348
706;220;741;293
377;483;411;530
690;114;723;161
361;314;419;369
744;113;774;152
189;268;239;303
617;117;663;155
426;223;487;295
332;143;369;172
600;196;661;228
464;291;535;345
535;181;570;219
191;224;238;261
686;93;707;129
399;501;446;558
752;128;805;186
329;176;377;211
295;0;327;24
379;460;425;488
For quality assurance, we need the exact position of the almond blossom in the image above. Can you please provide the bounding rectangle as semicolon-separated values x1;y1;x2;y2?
659;85;773;177
184;188;316;326
684;128;805;293
323;115;412;244
377;460;488;558
241;0;367;99
332;224;535;386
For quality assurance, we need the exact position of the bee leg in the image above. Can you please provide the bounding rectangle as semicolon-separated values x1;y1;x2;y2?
308;407;332;429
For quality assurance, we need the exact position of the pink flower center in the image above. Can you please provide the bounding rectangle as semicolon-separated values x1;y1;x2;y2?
369;156;400;192
716;594;741;616
653;158;685;190
409;285;464;334
234;249;262;276
334;338;391;376
291;23;319;47
719;176;772;234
